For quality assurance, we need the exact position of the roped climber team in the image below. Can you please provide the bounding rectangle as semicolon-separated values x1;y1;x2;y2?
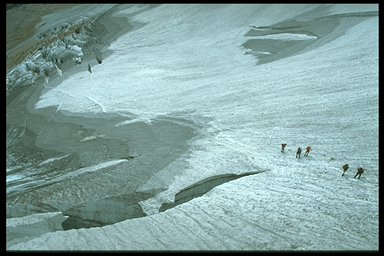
280;143;366;179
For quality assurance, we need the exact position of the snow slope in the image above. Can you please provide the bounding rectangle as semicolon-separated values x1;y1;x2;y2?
7;4;378;250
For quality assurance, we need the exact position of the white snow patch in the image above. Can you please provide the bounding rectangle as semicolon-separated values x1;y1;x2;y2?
49;159;128;183
115;116;153;126
80;135;106;142
68;45;84;57
38;154;70;166
6;175;25;183
255;51;273;55
248;33;318;40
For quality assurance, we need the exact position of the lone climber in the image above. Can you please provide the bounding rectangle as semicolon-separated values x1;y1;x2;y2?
281;143;287;153
296;147;302;158
354;167;365;179
304;146;311;156
342;164;349;176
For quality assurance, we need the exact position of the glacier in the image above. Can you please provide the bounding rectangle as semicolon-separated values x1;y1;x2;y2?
6;4;378;250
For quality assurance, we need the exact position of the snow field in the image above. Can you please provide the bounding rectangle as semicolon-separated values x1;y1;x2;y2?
7;4;378;250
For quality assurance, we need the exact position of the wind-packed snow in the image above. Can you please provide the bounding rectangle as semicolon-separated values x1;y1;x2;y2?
7;4;378;250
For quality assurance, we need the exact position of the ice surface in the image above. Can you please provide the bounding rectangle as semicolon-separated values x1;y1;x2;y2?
7;4;378;250
6;212;68;247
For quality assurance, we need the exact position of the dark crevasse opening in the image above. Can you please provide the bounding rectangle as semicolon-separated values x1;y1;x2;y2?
159;171;262;212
